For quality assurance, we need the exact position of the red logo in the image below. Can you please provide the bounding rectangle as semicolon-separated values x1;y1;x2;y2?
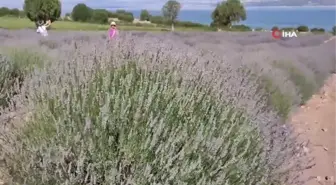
272;29;281;39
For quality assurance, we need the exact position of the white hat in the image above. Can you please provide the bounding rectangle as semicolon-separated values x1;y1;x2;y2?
110;21;116;26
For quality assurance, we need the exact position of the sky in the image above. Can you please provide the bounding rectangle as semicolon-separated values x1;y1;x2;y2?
0;0;232;11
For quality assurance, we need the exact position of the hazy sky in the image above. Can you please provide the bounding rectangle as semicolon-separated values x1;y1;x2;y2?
0;0;227;11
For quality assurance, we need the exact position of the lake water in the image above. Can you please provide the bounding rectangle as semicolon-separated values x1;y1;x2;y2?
131;6;336;31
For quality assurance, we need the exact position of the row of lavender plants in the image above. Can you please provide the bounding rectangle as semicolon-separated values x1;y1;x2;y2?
0;29;334;185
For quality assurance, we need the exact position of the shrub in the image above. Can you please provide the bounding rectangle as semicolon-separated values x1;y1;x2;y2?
150;16;168;25
272;61;316;105
260;75;292;119
175;21;207;28
0;28;322;185
297;25;309;32
230;24;252;31
3;62;271;184
310;27;325;33
0;49;46;108
38;39;59;49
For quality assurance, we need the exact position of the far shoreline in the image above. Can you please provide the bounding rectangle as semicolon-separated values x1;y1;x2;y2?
244;5;336;9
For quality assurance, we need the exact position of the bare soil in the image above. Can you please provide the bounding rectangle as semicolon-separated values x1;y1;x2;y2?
291;74;336;185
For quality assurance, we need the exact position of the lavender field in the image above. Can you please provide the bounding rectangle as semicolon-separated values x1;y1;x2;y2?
0;29;335;185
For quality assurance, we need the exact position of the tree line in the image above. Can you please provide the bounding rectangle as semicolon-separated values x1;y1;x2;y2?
68;0;246;31
69;4;134;24
1;0;335;34
0;7;25;17
1;0;248;31
69;2;211;30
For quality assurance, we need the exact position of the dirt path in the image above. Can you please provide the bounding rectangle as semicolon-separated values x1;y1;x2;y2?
291;74;336;185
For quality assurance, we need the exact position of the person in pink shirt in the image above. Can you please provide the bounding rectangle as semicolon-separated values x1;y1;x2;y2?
109;21;118;39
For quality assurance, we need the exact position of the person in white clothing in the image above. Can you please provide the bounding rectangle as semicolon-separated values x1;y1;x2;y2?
36;19;51;37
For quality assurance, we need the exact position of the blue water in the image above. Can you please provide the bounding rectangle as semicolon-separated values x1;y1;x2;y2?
130;6;336;30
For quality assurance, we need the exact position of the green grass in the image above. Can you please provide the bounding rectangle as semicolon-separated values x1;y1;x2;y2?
0;17;214;32
3;62;272;184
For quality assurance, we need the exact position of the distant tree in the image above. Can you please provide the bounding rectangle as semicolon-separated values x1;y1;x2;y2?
8;8;20;16
107;11;117;18
91;9;109;24
162;0;181;31
297;25;309;32
19;10;26;18
211;0;246;29
116;9;126;14
332;26;336;35
318;28;325;32
24;0;61;26
71;3;92;22
271;26;279;31
150;16;167;25
140;9;151;21
310;27;325;33
116;11;134;22
0;7;10;17
65;13;70;17
231;24;251;31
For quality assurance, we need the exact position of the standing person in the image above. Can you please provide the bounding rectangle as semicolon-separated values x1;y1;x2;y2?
109;21;118;39
36;19;50;37
41;19;51;37
36;20;43;33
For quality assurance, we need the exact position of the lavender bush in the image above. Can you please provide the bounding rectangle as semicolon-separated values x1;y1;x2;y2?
0;29;335;185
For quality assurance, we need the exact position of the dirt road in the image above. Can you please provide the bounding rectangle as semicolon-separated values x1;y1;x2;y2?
291;74;336;185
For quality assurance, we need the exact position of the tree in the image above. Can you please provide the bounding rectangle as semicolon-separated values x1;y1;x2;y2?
162;0;181;31
91;9;108;24
140;9;151;21
271;26;279;31
19;10;26;18
116;11;134;22
8;8;20;17
332;26;336;36
0;7;10;17
297;25;309;32
310;28;325;33
150;16;167;25
211;0;246;29
71;3;92;22
24;0;61;25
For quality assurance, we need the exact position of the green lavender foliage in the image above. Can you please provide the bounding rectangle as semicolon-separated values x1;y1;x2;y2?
6;62;267;184
1;29;334;185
